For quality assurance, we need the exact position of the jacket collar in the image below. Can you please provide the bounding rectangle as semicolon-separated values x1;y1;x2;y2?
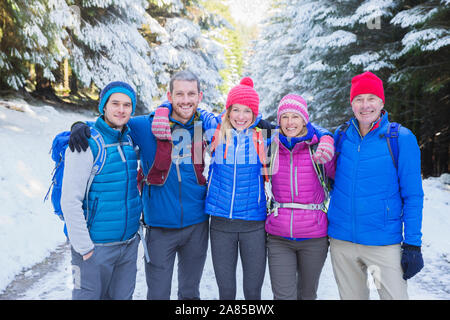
278;122;315;150
95;116;130;141
350;109;388;137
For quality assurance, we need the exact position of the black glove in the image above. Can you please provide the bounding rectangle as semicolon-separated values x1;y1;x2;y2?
401;243;424;280
68;122;91;152
256;118;275;131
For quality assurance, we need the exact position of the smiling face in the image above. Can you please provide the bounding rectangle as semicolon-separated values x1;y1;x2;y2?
167;80;203;124
351;93;384;134
228;104;254;131
279;112;306;137
103;92;133;130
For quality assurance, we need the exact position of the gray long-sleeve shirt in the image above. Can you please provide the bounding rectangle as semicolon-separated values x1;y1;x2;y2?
60;147;95;255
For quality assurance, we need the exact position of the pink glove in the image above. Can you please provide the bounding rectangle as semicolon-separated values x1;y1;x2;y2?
313;135;335;164
151;107;172;141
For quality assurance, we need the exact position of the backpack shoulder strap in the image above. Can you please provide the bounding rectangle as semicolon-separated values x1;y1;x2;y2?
84;127;107;225
89;127;107;175
252;128;269;182
334;120;351;160
210;123;221;154
385;122;400;170
309;146;329;201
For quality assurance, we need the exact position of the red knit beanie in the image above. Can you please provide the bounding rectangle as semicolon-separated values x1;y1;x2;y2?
350;71;385;103
226;77;259;115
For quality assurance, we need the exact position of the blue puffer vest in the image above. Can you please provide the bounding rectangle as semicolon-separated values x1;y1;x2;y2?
84;117;142;243
327;112;424;246
205;121;267;221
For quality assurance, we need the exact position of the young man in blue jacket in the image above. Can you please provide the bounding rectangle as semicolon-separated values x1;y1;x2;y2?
131;71;209;300
327;71;424;299
62;81;142;299
70;71;209;300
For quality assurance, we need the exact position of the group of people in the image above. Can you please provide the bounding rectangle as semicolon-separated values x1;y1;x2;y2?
61;69;424;300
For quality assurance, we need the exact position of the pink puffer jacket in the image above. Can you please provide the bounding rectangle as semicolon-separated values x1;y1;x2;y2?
265;135;334;238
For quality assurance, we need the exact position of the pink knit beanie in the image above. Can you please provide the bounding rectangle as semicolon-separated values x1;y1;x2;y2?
225;77;259;115
277;94;309;125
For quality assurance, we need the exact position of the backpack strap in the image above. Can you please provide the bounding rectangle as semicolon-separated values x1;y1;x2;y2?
265;136;280;213
89;128;107;174
309;146;329;213
252;128;269;182
335;120;351;159
383;122;400;170
209;123;222;156
85;128;107;226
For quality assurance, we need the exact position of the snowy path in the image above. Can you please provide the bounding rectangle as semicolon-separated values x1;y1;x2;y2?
1;239;447;300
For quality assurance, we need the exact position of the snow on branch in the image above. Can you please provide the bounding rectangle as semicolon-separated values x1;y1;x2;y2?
306;30;357;49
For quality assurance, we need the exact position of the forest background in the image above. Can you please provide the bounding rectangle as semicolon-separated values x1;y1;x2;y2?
0;0;448;177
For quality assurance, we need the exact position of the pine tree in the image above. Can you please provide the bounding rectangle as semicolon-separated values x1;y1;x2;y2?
0;0;72;92
143;0;226;111
250;0;449;175
249;0;334;122
200;0;246;107
65;0;158;114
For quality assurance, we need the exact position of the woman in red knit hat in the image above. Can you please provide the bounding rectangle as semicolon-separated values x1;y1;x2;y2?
201;77;268;300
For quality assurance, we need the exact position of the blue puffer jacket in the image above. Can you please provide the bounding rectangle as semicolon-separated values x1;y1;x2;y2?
200;110;267;221
327;112;424;246
127;112;208;229
85;117;142;243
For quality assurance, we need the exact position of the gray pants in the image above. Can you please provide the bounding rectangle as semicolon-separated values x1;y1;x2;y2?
71;235;139;300
210;222;267;300
267;235;329;300
144;220;209;300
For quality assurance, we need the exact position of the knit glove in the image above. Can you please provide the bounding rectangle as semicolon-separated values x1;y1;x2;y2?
151;105;172;141
69;122;91;152
312;135;335;164
401;244;424;280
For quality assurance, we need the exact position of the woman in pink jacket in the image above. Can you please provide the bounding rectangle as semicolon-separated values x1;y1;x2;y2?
265;94;335;300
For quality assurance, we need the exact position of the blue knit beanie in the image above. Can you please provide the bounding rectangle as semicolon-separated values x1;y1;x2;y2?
98;81;137;115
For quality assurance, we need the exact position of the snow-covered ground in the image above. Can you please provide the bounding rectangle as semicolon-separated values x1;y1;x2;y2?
0;98;449;300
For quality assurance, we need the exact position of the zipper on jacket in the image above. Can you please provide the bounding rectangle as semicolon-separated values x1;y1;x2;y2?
295;166;299;197
120;136;129;241
289;150;295;238
206;167;214;197
258;174;261;205
174;154;184;227
229;134;240;219
178;162;184;228
351;122;364;242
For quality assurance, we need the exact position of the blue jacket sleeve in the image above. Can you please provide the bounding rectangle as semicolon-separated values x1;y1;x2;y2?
198;108;221;142
398;127;424;246
310;122;332;139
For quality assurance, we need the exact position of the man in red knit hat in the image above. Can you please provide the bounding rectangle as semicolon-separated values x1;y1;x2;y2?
327;71;424;300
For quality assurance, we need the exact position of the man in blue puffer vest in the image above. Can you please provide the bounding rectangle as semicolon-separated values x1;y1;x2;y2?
61;81;142;299
327;71;424;300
